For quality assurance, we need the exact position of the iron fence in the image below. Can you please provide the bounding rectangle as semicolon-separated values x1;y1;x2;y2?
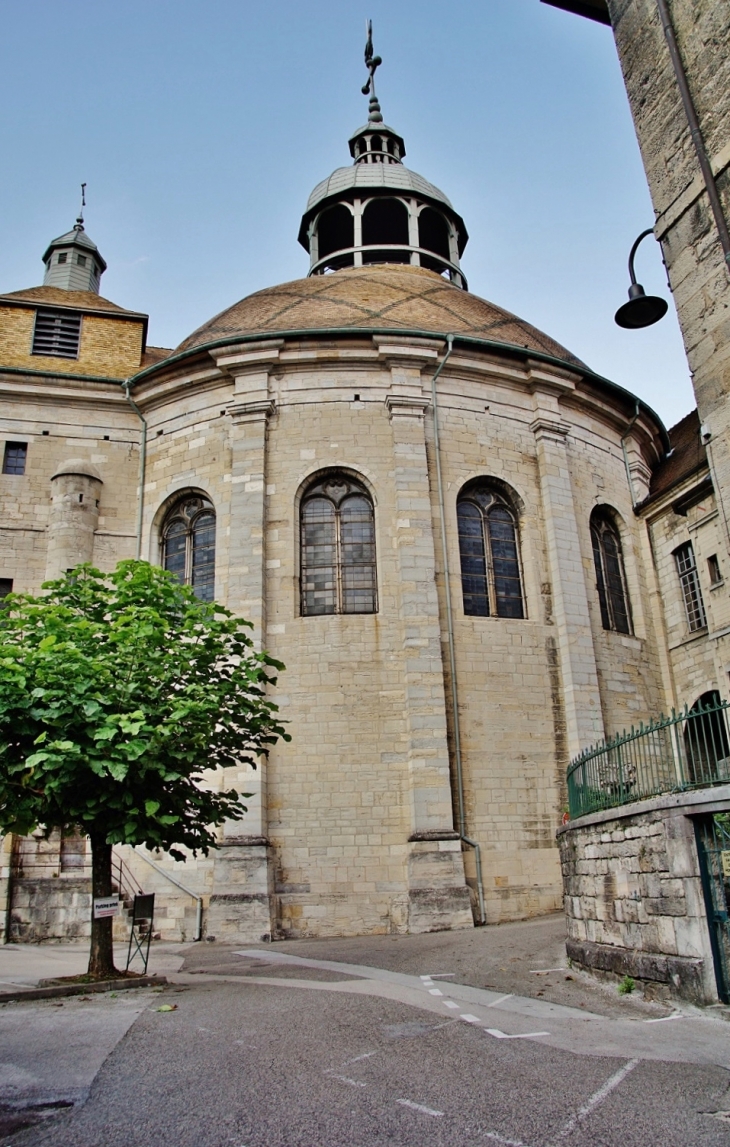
567;697;730;818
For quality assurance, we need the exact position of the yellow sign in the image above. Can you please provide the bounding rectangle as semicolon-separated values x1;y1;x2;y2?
722;851;730;879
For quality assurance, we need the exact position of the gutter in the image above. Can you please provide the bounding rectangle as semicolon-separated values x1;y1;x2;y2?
123;379;147;559
431;334;487;925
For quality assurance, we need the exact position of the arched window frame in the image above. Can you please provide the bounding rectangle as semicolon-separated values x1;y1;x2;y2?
590;510;633;635
161;493;216;602
300;472;377;617
457;482;525;619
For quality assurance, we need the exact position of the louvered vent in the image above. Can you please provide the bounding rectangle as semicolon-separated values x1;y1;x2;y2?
32;308;82;359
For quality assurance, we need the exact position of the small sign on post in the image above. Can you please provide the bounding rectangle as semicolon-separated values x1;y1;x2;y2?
93;896;119;919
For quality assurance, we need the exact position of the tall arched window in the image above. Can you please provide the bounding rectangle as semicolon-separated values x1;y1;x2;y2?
301;473;376;616
457;484;524;618
590;510;632;634
162;494;216;602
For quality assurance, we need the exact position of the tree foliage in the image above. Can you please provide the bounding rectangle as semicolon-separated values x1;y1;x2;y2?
0;561;288;972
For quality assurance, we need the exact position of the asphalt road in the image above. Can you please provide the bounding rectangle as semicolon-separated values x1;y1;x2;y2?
5;926;730;1147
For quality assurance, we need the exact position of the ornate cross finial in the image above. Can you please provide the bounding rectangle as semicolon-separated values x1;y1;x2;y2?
75;182;87;231
361;20;383;123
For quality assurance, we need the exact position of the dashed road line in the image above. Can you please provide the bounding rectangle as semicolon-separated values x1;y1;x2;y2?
460;1014;482;1023
444;1000;460;1009
397;1098;444;1117
487;993;514;1008
325;1072;367;1088
428;988;444;996
557;1058;639;1138
346;1051;378;1063
485;1028;550;1041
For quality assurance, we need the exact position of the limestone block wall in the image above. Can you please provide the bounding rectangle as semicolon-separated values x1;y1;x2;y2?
559;787;730;1003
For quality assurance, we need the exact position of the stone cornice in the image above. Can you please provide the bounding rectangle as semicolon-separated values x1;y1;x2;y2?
228;399;276;424
530;416;570;441
385;395;431;420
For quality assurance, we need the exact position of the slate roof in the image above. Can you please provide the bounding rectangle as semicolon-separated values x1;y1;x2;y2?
175;264;585;366
646;409;708;503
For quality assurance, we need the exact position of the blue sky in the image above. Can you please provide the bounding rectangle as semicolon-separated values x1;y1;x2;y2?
0;1;694;427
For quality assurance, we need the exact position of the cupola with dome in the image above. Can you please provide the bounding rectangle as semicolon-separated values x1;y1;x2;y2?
297;26;468;286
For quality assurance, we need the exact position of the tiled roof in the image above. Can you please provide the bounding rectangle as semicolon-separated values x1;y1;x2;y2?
0;286;136;315
141;345;172;369
646;409;707;502
175;264;586;367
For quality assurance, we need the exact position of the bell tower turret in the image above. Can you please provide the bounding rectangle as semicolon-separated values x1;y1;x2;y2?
42;186;107;294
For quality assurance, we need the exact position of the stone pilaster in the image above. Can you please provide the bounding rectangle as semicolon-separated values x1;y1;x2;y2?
205;343;280;941
381;340;472;931
530;381;604;758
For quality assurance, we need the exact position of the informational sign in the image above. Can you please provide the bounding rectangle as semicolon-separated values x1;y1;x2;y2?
721;851;730;879
93;896;119;919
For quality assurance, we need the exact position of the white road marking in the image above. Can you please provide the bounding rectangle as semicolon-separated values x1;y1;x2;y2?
529;968;567;975
347;1051;378;1063
484;1132;534;1147
460;1014;481;1023
487;993;514;1007
425;972;455;979
397;1098;444;1117
444;1000;460;1009
428;988;443;996
558;1058;639;1137
485;1028;550;1040
326;1072;367;1088
644;1014;682;1023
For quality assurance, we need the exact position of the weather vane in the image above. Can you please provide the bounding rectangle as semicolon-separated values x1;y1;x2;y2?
362;20;383;122
76;183;87;230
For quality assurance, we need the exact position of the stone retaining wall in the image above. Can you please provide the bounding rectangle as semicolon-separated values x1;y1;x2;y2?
558;785;730;1004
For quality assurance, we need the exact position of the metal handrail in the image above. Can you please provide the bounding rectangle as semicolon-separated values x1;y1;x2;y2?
567;698;730;818
112;850;144;903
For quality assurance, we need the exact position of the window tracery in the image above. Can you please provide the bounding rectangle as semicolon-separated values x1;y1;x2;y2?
590;511;632;634
457;484;524;618
300;474;376;616
161;494;216;602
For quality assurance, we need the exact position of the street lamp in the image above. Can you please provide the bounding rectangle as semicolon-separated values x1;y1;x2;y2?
614;228;669;329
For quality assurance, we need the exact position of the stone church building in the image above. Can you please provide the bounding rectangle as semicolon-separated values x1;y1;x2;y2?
0;69;724;946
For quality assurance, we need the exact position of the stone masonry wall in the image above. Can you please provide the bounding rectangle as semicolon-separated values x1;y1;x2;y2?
559;787;730;1003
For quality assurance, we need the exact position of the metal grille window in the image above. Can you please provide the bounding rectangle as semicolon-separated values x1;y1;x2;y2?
675;541;707;631
590;512;633;635
32;308;82;359
457;484;524;619
2;442;27;475
162;495;216;602
301;474;376;616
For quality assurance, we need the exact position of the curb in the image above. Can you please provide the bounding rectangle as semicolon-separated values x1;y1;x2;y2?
0;975;167;1004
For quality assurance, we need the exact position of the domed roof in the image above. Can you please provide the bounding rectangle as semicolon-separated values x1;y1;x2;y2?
174;264;584;368
305;163;454;216
51;458;103;482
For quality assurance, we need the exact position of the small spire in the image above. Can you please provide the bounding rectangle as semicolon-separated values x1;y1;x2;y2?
361;19;383;124
74;183;87;232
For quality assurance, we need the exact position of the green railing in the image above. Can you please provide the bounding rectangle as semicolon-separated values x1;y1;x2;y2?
567;697;730;819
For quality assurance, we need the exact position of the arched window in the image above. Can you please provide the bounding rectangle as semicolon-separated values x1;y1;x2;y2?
162;494;216;602
457;484;524;618
316;204;354;260
301;473;376;616
362;198;409;247
418;207;450;261
590;511;632;634
684;691;730;784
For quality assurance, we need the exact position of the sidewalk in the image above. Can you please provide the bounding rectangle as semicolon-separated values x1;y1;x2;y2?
0;942;188;991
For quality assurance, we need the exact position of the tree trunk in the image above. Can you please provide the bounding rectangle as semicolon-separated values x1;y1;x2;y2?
88;834;118;977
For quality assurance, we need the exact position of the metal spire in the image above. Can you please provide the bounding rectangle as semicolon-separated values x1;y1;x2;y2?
74;183;87;232
361;20;383;124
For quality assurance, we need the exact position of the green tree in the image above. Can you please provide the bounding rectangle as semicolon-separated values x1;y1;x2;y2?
0;561;288;977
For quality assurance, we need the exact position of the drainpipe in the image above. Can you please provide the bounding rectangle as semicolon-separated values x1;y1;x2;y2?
431;334;487;925
132;847;203;941
621;401;641;508
123;379;147;560
654;0;730;276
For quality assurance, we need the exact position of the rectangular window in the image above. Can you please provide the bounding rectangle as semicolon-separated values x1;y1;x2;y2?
32;308;82;359
76;254;87;267
2;442;27;475
708;554;723;585
675;542;707;632
58;252;67;264
0;579;13;598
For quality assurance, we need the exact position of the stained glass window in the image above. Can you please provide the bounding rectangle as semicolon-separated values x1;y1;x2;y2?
457;485;524;619
590;512;633;635
301;475;376;616
162;495;216;602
